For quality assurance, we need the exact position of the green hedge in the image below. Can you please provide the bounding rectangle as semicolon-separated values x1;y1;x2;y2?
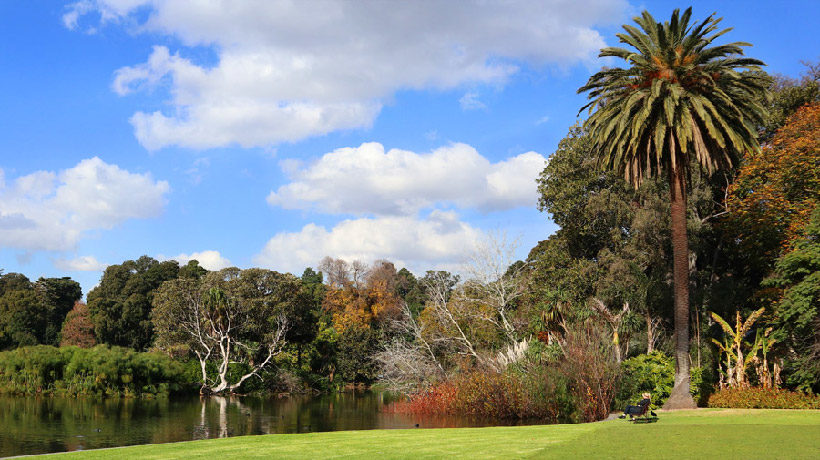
0;345;188;396
707;387;820;409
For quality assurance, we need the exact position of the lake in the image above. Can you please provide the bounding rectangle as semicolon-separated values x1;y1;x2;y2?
0;392;540;457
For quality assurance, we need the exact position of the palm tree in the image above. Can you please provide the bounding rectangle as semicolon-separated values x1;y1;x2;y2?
578;8;768;408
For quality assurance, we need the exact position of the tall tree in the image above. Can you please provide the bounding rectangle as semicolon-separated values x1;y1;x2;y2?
578;8;768;408
87;256;180;350
0;273;81;348
151;268;297;393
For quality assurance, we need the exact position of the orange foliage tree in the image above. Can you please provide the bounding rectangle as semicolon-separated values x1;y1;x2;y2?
60;301;96;348
727;102;820;261
323;279;400;333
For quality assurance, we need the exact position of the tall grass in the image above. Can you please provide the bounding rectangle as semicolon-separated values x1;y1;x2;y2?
0;345;187;396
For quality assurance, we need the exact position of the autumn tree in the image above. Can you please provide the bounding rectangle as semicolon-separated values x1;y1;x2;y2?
727;102;820;263
60;301;96;348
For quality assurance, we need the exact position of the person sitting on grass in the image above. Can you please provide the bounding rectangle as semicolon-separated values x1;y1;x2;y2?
618;392;656;419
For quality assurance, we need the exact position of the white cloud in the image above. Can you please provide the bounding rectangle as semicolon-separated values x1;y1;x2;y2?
54;255;107;272
267;142;546;215
170;250;232;271
67;0;627;149
459;92;486;110
253;211;480;274
0;157;169;252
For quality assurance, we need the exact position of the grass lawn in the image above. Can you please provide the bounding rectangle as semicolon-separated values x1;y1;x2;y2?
43;409;820;459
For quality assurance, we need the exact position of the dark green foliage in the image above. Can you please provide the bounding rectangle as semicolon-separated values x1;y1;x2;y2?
0;286;40;348
336;327;380;384
531;126;682;346
537;126;633;259
0;345;187;396
0;274;82;349
395;268;427;317
178;260;207;280
707;387;820;409
765;208;820;392
34;277;83;345
87;256;180;351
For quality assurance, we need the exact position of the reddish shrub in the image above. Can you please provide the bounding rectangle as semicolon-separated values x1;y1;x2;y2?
387;368;569;422
559;323;620;422
707;387;820;409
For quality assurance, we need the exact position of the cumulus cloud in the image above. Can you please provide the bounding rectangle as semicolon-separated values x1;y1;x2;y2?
54;255;107;272
66;0;627;149
253;211;480;274
170;250;232;271
0;157;169;252
267;142;546;215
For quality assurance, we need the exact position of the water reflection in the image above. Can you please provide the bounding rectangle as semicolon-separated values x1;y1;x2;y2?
0;393;541;457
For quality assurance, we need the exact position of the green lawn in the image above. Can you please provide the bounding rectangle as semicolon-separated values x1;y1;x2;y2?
44;409;820;459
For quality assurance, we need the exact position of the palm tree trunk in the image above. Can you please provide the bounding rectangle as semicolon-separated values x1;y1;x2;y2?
664;147;697;409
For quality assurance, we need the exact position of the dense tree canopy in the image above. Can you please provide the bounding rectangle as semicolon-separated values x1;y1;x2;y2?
152;267;305;393
87;256;181;351
0;274;81;349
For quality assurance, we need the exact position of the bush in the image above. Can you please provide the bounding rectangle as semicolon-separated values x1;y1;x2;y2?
387;367;573;422
559;323;620;422
707;387;820;409
617;352;704;409
0;345;189;396
617;352;674;409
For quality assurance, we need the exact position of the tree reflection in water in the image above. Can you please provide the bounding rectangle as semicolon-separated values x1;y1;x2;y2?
0;392;539;457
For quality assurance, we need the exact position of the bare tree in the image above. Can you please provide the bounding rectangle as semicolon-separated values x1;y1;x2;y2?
367;259;398;291
318;256;350;287
375;302;445;390
419;271;483;362
461;231;528;344
351;260;369;289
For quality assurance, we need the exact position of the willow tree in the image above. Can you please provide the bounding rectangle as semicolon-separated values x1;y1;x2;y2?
578;8;768;408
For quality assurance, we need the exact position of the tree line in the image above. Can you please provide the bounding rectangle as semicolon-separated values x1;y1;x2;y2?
0;11;817;412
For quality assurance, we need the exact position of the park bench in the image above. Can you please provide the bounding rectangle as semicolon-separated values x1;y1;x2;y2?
629;402;658;424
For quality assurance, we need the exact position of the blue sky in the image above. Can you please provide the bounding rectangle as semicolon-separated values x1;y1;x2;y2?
1;1;818;295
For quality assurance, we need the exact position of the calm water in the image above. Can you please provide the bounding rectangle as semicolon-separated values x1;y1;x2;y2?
0;392;539;457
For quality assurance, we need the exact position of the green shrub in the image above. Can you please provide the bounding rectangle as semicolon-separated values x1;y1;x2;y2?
0;345;189;396
707;387;820;409
617;352;702;408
